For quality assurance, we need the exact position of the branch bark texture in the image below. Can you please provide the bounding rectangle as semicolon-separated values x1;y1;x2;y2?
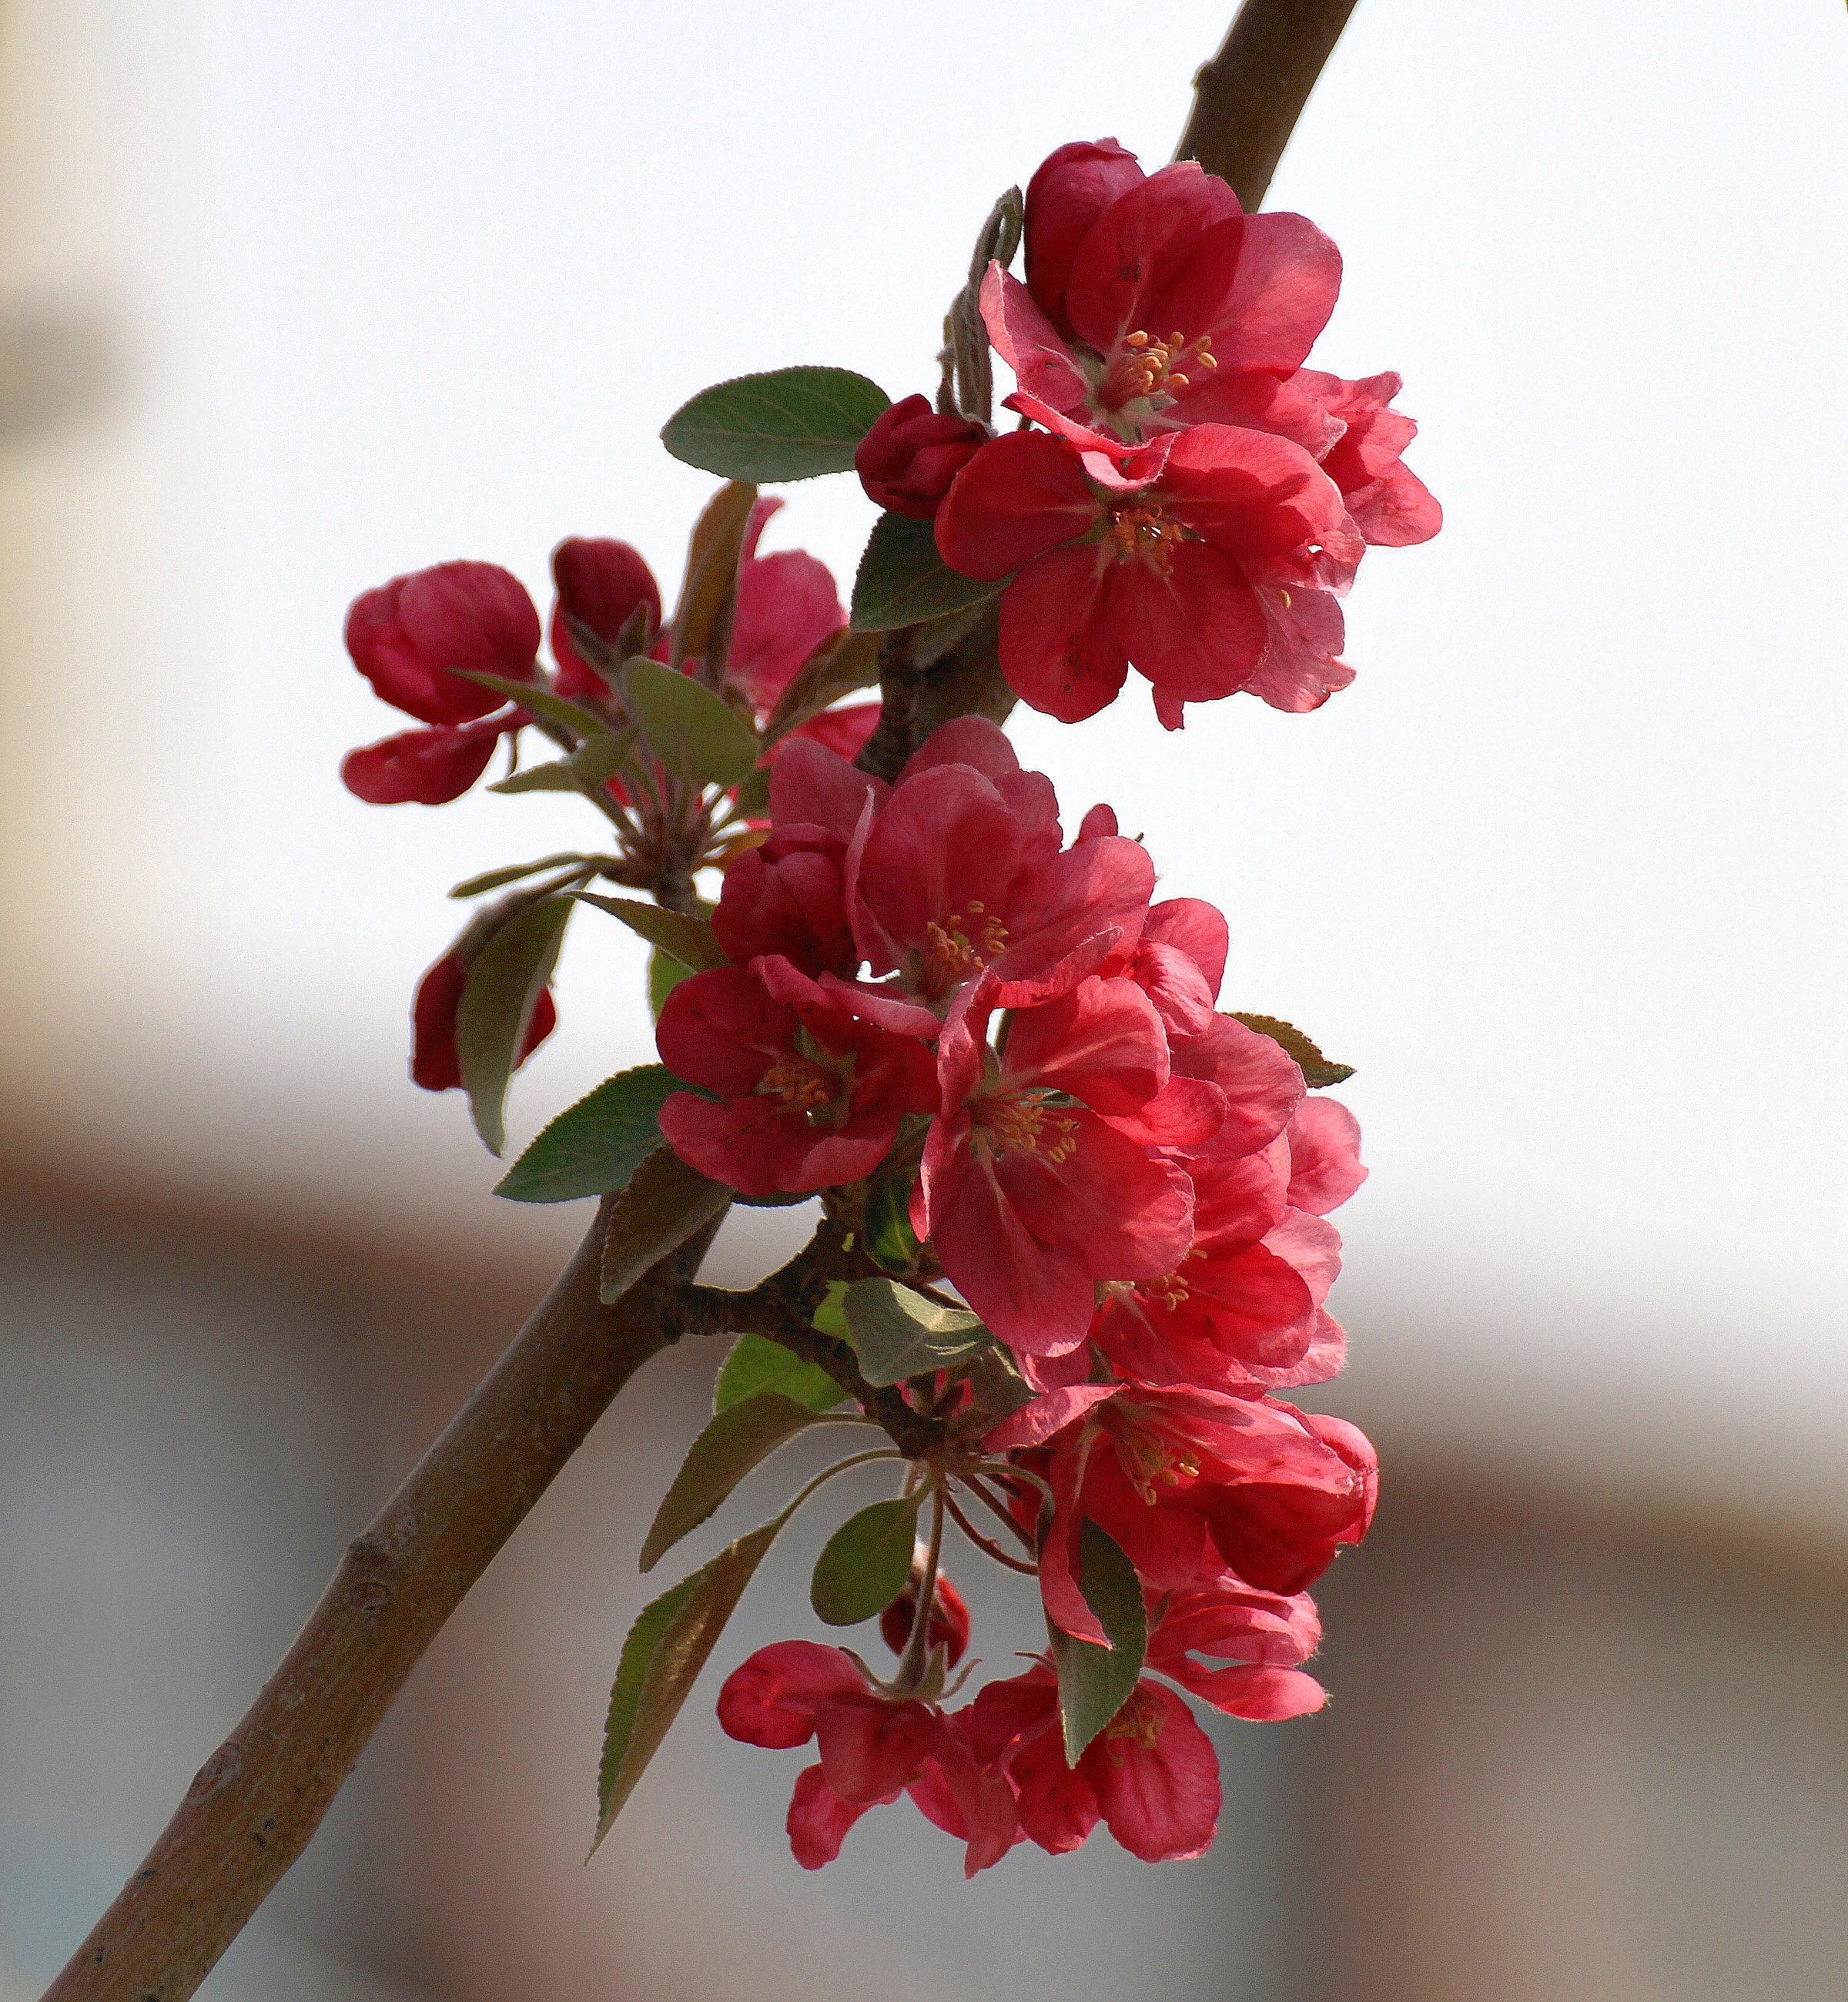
41;1202;720;2002
1173;0;1359;211
44;8;1360;1994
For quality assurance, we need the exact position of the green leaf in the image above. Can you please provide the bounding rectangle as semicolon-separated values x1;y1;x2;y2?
1050;1520;1148;1765
864;1174;922;1275
455;894;573;1156
450;852;604;899
640;1390;835;1572
599;1145;733;1303
450;670;614;741
810;1495;922;1626
714;1333;845;1415
850;511;1010;632
571;892;730;971
668;481;758;670
760;628;883;748
494;1063;685;1204
661;367;892;483
1230;1012;1356;1089
841;1277;992;1387
622;659;760;788
648;947;695;1020
488;727;640;796
593;1516;782;1848
810;1279;849;1338
729;767;772;815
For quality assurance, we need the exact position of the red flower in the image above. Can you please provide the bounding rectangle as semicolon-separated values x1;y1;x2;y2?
916;971;1199;1355
656;956;938;1198
1292;369;1441;548
969;1663;1220;1863
341;712;522;806
712;825;860;979
410;951;556;1093
850;718;1156;1004
855;394;991;519
718;1643;1018;1875
1143;1572;1327;1721
935;421;1359;728
989;1383;1376;1635
345;561;541;726
990;139;1342;454
880;1568;972;1666
548;537;661;701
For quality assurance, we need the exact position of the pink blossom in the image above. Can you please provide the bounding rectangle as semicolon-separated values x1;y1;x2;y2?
989;1382;1377;1635
718;1644;1018;1875
1293;369;1441;547
917;971;1198;1354
995;139;1343;453
969;1663;1220;1863
1144;1572;1327;1721
656;956;938;1198
851;718;1156;1003
935;422;1358;728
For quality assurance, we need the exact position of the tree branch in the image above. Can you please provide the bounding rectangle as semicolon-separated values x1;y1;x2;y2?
40;1199;723;2002
1173;0;1359;211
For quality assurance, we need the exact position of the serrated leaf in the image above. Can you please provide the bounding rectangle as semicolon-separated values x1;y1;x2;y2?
864;1175;922;1275
571;892;729;971
810;1495;922;1626
841;1277;992;1387
599;1145;733;1303
640;1390;835;1572
488;726;640;796
593;1518;781;1848
455;893;573;1156
715;1333;845;1415
450;852;604;899
494;1063;685;1204
1051;1520;1147;1765
648;947;695;1021
661;367;892;483
450;670;613;741
1230;1012;1356;1088
760;628;883;748
622;659;761;788
851;511;1011;632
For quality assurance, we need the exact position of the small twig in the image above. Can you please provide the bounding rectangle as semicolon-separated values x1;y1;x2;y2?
1173;0;1360;212
945;1489;1040;1575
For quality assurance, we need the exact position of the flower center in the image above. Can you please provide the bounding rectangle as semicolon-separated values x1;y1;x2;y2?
1111;1418;1202;1504
1103;327;1217;408
975;1088;1080;1163
922;900;1010;987
755;1053;838;1116
1108;501;1187;574
1133;1270;1190;1311
1102;1688;1167;1762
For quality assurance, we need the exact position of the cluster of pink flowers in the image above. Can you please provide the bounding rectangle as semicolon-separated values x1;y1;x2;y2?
855;137;1437;727
690;717;1374;1870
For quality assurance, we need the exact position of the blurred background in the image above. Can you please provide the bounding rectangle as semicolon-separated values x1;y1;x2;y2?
2;1;1844;1996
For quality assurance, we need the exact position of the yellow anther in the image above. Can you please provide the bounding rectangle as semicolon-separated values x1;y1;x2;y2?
755;1054;835;1115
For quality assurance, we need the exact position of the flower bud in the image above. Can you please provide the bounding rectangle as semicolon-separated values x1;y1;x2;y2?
549;537;662;701
879;1567;971;1666
345;561;541;726
341;715;516;806
410;950;557;1093
855;396;989;521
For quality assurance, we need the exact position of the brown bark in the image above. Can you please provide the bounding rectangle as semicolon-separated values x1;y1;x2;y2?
40;1201;719;2002
1173;0;1360;211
